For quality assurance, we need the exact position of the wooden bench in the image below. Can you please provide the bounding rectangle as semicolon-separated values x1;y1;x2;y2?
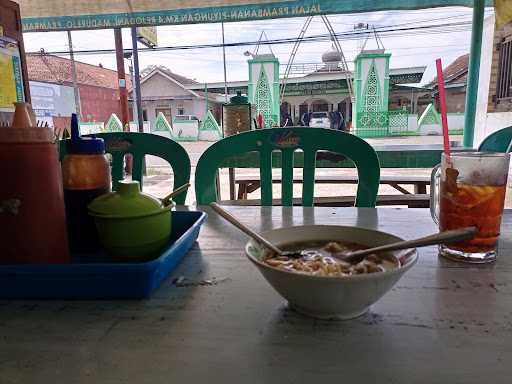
232;175;430;207
235;175;430;199
221;194;430;208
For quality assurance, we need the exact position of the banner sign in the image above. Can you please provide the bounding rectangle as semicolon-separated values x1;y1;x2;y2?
29;81;75;117
19;0;492;32
0;37;24;112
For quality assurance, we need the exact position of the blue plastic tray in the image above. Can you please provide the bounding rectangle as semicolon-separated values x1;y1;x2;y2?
0;211;207;299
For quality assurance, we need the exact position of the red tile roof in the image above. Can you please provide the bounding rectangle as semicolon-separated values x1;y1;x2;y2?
141;65;198;85
27;53;131;90
442;53;469;83
430;53;469;86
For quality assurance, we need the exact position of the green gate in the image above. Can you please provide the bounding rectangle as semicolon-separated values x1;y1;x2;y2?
387;110;410;136
355;112;389;137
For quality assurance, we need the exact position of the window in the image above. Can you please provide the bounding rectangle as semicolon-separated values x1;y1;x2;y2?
142;109;148;121
497;37;512;100
178;107;185;115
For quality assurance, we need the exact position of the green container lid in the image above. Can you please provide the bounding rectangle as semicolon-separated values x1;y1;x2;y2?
227;91;249;105
88;180;164;218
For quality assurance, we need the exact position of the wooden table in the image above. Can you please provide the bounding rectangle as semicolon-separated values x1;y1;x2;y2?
234;174;431;207
236;174;430;198
222;144;466;204
2;206;511;383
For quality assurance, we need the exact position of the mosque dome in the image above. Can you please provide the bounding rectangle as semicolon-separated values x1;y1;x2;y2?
321;50;342;63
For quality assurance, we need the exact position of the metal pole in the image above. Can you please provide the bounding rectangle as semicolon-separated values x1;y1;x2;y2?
463;0;485;148
222;23;235;200
221;23;228;103
204;83;209;115
411;87;414;113
129;59;137;128
125;60;135;174
131;27;144;133
114;28;130;131
67;30;81;118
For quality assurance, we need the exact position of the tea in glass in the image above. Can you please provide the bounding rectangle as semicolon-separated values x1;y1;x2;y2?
431;152;509;263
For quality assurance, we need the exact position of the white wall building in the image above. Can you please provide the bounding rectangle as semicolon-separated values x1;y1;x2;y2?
475;15;512;147
130;66;221;131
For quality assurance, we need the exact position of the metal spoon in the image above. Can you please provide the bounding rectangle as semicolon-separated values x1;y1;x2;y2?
340;226;478;264
161;183;191;206
210;203;478;264
210;203;301;257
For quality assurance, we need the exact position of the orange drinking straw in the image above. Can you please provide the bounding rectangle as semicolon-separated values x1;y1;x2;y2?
436;58;451;161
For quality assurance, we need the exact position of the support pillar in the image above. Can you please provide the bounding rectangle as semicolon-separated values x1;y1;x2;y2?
114;29;130;131
67;31;81;118
353;50;391;137
247;54;280;127
463;0;485;148
131;27;144;133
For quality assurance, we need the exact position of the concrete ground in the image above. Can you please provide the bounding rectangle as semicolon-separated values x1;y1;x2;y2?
140;134;512;208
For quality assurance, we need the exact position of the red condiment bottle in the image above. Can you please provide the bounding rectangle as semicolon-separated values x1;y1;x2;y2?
0;102;70;264
61;114;111;252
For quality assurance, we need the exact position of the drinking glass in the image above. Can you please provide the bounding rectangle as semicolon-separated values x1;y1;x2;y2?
430;152;510;263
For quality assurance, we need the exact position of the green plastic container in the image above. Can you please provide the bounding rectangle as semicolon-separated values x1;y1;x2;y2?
88;181;173;260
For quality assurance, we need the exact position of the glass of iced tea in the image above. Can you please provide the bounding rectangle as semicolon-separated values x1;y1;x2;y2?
431;152;510;263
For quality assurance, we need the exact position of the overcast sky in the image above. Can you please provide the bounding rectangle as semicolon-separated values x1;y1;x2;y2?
22;6;494;85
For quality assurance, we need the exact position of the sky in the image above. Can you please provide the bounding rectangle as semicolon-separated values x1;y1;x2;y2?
22;6;495;86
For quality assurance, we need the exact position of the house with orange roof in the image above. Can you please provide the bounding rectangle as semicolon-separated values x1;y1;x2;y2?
27;52;131;129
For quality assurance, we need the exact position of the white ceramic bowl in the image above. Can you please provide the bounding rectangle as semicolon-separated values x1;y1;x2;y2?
245;225;418;320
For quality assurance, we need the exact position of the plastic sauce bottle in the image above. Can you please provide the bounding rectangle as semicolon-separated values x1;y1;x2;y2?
62;114;111;252
0;102;70;264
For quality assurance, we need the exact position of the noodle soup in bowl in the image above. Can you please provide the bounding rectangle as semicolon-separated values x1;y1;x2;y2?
245;225;418;320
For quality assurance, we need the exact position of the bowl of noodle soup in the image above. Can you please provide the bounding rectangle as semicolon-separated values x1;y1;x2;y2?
245;225;418;320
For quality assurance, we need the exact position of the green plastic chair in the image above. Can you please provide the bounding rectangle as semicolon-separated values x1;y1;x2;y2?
478;126;512;152
195;127;380;207
60;132;191;205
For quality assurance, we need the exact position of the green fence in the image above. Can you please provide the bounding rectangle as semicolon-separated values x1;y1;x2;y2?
355;112;389;137
355;110;414;137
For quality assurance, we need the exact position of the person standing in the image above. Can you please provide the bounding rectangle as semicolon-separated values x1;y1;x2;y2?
329;111;336;129
338;111;346;131
281;112;293;127
302;112;311;127
329;111;339;130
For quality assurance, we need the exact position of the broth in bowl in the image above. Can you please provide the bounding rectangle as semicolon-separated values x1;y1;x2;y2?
264;240;399;277
245;225;418;319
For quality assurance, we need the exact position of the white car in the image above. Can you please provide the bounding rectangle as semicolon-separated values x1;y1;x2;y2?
308;112;331;128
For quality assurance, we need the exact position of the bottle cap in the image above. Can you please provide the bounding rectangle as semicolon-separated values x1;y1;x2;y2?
64;114;105;154
11;102;36;128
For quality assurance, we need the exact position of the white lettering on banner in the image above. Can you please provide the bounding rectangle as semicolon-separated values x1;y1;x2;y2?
23;3;323;31
291;4;321;15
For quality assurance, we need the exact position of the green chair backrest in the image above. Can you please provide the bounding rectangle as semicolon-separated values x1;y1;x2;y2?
60;132;191;205
195;127;380;207
478;126;512;153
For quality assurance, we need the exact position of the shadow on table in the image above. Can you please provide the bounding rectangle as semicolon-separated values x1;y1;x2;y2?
250;304;409;382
